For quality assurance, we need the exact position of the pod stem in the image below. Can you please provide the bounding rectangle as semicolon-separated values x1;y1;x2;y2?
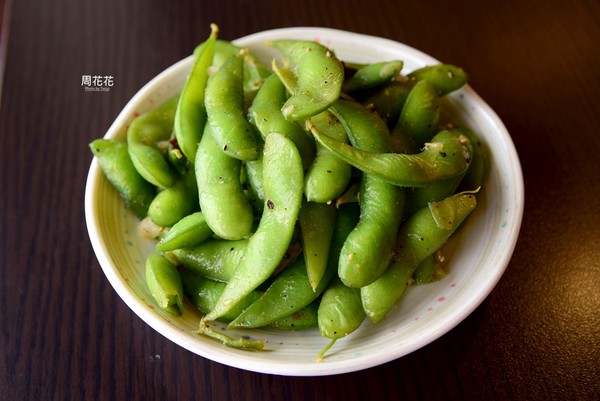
316;338;337;362
197;319;265;351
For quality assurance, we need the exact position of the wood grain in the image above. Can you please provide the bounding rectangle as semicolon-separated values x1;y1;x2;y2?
1;0;599;400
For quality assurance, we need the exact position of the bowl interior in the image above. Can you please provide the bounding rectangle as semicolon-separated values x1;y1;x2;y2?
85;27;524;376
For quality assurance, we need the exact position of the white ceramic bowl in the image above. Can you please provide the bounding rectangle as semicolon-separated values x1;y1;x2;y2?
85;27;524;376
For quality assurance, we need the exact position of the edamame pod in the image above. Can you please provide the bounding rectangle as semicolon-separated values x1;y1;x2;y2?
360;80;412;128
203;132;304;322
413;253;446;284
334;182;360;208
174;24;218;162
403;175;464;218
244;156;264;212
172;239;247;282
329;98;393;153
155;211;213;252
147;168;199;227
213;40;271;92
298;200;337;290
227;259;318;328
195;124;254;240
145;253;184;315
248;73;315;167
342;60;403;94
205;53;260;161
391;79;440;150
166;132;188;175
182;270;318;330
407;64;468;96
338;175;405;287
181;269;262;322
270;39;344;120
303;111;353;203
311;128;473;188
271;59;297;93
361;62;467;130
268;301;319;331
361;191;477;323
127;95;180;189
328;99;405;288
453;125;487;192
89;139;156;219
229;202;359;329
402;128;474;217
316;277;365;361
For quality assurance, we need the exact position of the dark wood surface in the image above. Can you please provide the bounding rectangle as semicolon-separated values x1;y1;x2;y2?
1;0;599;400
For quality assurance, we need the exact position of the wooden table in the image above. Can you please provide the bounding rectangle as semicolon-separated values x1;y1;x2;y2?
1;0;599;400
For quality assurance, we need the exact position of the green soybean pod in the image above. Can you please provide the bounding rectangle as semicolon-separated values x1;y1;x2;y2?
342;60;404;94
329;99;405;288
180;269;262;323
145;252;184;315
298;200;337;291
334;181;360;208
229;202;359;329
244;156;265;212
89;139;156;219
127;95;180;189
205;52;260;161
311;128;473;188
316;277;366;361
166;132;189;176
181;269;318;330
268;301;319;331
412;253;445;285
360;80;412;128
329;98;393;154
228;258;326;329
203;132;304;322
453;125;487;192
248;73;315;168
227;259;310;328
402;128;475;217
195;124;254;240
270;39;344;121
407;64;468;96
303;110;353;203
147;168;199;227
155;212;213;252
213;40;271;92
338;174;405;288
403;175;465;219
391;79;440;151
174;24;218;163
317;202;361;306
271;58;297;93
172;238;247;282
361;191;477;323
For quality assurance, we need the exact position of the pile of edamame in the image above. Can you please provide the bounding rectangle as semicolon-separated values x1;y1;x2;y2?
89;24;486;360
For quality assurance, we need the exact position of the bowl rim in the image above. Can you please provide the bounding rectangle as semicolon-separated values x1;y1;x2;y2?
85;26;524;376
